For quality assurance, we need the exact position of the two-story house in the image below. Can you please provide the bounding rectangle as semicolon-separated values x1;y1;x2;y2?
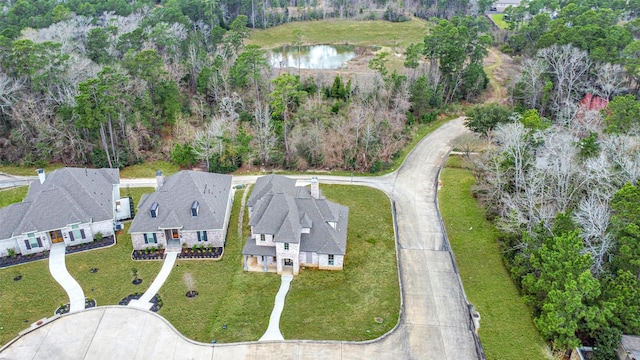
242;175;348;275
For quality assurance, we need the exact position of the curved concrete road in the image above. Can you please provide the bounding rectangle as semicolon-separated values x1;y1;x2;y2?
0;118;479;359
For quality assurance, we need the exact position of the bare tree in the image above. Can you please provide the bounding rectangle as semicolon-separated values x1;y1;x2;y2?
192;117;226;171
593;63;627;100
573;194;612;275
252;103;276;166
0;74;23;115
516;57;547;111
454;133;483;158
538;45;591;124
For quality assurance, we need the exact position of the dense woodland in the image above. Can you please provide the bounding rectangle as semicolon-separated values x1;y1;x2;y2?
463;0;640;356
0;0;488;172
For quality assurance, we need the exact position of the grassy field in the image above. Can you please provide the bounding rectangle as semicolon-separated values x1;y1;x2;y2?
0;187;27;207
438;155;550;360
0;163;66;176
119;161;180;178
0;184;398;345
489;14;508;30
281;185;399;340
248;19;429;49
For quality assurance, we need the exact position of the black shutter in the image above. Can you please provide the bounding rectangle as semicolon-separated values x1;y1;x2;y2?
36;238;42;247
80;229;85;239
69;231;75;241
153;233;157;243
203;231;208;241
144;234;148;244
24;239;31;250
197;231;201;242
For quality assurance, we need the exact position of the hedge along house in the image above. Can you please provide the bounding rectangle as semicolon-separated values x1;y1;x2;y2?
128;171;234;253
242;175;348;275
0;168;131;257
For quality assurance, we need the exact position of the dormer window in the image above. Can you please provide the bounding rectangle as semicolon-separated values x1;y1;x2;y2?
191;200;199;216
150;202;159;218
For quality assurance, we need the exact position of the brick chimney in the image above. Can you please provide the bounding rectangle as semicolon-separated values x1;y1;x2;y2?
310;177;319;199
156;170;164;189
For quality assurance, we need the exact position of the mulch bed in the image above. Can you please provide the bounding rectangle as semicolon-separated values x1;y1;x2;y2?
55;298;97;315
177;247;223;259
118;293;163;312
132;249;166;261
65;236;115;254
131;247;223;261
0;236;115;269
0;251;49;269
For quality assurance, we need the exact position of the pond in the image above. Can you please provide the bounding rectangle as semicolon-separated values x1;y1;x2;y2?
268;45;360;70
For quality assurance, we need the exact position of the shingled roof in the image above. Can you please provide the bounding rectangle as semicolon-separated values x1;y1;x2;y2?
129;171;232;233
0;167;119;239
245;175;348;255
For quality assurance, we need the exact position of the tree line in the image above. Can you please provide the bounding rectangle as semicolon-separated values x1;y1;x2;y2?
0;0;492;172
466;0;640;356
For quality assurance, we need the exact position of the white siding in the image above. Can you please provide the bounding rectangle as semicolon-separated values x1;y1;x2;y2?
0;238;19;257
253;232;275;247
276;242;300;274
318;254;344;270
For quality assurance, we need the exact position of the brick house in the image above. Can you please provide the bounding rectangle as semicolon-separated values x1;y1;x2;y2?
0;168;129;257
242;175;348;275
128;171;234;252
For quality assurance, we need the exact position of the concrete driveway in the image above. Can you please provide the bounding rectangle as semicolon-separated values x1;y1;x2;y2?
0;118;480;359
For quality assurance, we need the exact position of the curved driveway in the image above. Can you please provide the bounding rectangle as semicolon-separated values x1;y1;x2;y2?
0;118;478;359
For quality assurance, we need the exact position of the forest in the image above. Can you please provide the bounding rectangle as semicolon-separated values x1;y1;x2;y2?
0;0;487;172
464;0;640;356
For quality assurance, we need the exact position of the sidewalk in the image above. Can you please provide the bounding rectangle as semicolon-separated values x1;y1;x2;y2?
49;243;85;313
129;252;178;310
259;274;293;341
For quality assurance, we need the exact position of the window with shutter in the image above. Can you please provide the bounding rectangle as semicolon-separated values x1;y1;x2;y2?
24;239;31;250
69;231;75;241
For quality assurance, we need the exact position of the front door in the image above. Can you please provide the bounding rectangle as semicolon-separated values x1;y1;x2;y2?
284;258;293;267
49;230;64;244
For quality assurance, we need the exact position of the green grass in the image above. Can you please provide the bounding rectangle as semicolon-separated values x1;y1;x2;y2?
0;186;28;207
490;14;508;30
119;161;180;178
0;163;66;176
0;184;398;345
248;19;429;49
438;155;550;360
281;185;399;340
0;259;67;346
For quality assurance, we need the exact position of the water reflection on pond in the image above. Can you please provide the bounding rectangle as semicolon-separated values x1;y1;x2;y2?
269;45;359;69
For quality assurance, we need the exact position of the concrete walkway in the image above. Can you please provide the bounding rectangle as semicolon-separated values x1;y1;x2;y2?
49;243;85;313
129;252;178;310
259;275;293;341
1;118;481;359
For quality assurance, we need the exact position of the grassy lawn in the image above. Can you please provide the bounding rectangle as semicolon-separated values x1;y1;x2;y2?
248;19;429;49
0;163;66;176
281;185;399;340
0;184;398;345
438;155;550;360
0;186;27;207
119;161;180;178
489;14;508;30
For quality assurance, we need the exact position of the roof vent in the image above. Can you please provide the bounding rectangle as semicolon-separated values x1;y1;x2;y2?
150;202;159;218
191;200;199;216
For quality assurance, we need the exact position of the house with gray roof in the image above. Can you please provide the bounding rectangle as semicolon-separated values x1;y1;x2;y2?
128;171;234;252
242;175;348;275
0;167;128;257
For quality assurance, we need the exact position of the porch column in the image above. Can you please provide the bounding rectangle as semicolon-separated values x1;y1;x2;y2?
263;256;268;272
243;255;248;271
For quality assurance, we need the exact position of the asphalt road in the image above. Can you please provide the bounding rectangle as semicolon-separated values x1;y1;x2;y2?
0;117;480;359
